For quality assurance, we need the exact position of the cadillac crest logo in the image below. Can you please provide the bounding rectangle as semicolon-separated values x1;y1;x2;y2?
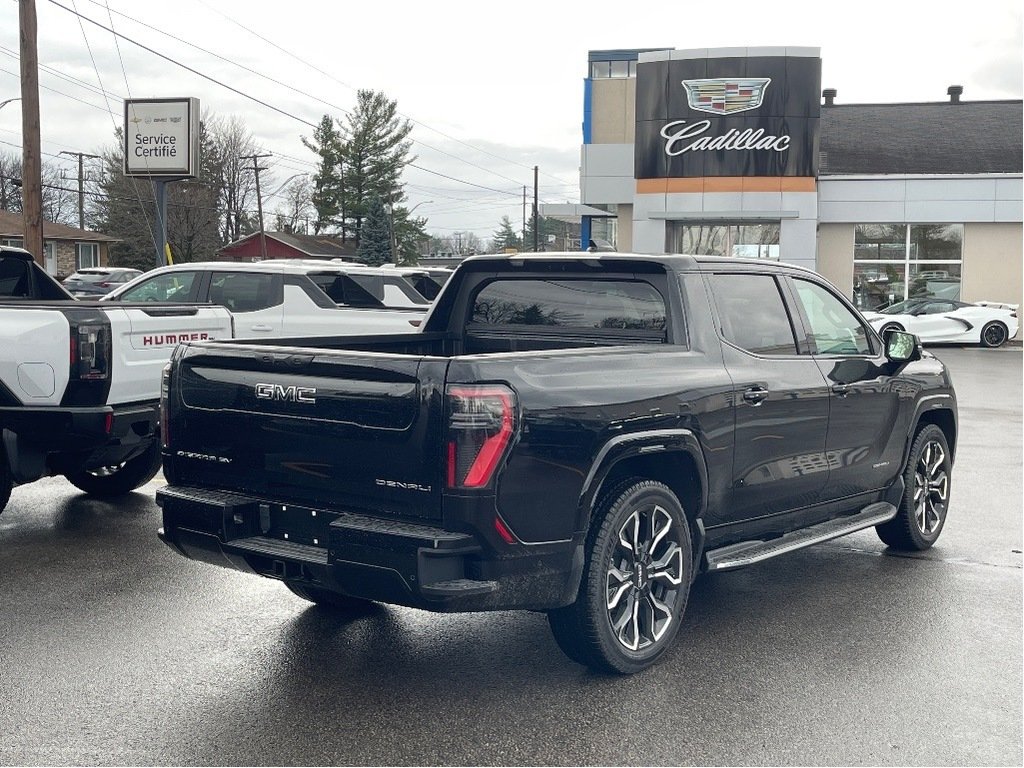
682;78;771;114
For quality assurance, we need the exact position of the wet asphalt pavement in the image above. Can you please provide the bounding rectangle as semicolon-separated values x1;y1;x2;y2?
1;347;1020;766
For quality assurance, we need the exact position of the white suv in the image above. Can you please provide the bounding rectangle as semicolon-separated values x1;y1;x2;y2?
102;260;429;337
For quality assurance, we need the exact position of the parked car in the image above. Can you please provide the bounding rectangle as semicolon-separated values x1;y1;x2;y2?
379;264;454;301
862;298;1019;347
101;261;428;337
258;260;434;309
156;252;957;674
0;246;234;517
63;267;143;297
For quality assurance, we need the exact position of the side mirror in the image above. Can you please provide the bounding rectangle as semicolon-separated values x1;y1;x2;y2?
884;329;922;363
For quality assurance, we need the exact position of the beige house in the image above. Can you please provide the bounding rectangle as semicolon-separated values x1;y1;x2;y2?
0;210;119;279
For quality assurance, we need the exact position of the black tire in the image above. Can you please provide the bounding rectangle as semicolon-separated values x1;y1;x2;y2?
64;439;162;498
284;581;374;611
0;445;12;517
876;424;951;551
980;321;1009;348
548;479;693;674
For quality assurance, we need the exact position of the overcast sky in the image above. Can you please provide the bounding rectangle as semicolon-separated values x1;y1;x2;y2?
1;0;1021;243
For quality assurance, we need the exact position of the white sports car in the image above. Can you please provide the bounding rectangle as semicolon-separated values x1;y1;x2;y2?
862;298;1019;348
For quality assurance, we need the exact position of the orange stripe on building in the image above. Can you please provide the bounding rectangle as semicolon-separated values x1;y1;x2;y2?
637;177;816;194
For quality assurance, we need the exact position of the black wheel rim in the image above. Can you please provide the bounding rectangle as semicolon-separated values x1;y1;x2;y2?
913;440;948;535
605;502;685;652
984;324;1006;346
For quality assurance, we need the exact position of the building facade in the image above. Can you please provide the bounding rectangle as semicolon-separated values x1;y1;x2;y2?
0;210;118;278
579;46;1023;321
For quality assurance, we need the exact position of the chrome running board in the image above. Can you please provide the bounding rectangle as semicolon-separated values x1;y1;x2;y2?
704;502;898;572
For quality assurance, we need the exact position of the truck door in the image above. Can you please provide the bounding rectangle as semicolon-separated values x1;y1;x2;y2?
705;272;831;524
208;271;283;337
787;277;905;500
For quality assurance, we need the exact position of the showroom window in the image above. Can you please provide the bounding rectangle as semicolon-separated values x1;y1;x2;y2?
852;224;963;310
667;222;780;259
590;60;637;79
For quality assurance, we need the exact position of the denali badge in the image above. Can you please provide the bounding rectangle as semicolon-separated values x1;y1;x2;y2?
255;383;317;403
376;479;432;493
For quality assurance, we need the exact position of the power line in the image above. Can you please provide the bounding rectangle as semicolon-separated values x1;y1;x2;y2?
46;0;320;128
195;0;576;188
80;0;529;190
45;0;539;200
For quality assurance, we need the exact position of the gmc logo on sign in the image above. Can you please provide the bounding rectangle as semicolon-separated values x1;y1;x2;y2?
255;383;317;404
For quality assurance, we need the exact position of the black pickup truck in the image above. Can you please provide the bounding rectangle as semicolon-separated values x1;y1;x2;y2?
157;253;957;673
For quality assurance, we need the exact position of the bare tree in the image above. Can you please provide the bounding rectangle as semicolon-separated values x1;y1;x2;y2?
272;175;313;234
208;114;263;243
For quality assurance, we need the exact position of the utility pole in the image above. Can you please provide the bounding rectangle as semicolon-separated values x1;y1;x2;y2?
60;151;99;230
19;0;43;263
521;186;526;252
241;153;272;260
532;165;539;253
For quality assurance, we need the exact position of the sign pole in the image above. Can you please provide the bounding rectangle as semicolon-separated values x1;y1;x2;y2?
153;178;168;269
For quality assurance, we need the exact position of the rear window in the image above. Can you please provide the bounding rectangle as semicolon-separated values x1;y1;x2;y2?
470;279;667;333
68;271;113;282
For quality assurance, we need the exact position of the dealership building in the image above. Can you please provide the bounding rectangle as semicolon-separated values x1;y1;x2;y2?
573;46;1023;316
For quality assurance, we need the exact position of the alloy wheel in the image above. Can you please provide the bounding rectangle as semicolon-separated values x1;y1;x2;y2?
913;440;948;535
605;502;686;652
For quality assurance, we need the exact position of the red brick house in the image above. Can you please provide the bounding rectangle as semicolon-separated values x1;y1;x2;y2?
217;231;359;262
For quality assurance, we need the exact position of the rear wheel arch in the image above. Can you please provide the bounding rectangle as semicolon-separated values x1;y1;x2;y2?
579;443;707;568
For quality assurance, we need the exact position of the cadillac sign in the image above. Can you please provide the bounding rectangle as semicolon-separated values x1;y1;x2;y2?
634;52;821;179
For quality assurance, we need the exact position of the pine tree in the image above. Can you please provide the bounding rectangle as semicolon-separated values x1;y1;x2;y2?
491;216;521;252
301;115;345;236
356;196;392;266
338;90;414;246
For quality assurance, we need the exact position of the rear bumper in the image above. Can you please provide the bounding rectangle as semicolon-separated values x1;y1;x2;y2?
1;402;159;480
156;485;582;613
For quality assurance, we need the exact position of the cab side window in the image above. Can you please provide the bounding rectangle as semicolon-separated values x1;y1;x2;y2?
118;271;198;302
793;279;874;355
708;273;798;355
207;272;278;313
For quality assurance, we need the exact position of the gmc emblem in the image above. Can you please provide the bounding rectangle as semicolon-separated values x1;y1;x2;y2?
255;383;317;404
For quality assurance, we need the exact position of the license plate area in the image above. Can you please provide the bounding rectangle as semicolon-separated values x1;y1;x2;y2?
256;502;330;548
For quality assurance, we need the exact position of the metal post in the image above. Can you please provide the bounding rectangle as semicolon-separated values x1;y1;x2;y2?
153;179;168;269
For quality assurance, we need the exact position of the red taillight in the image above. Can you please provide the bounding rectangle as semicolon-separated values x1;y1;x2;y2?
104;411;113;435
445;384;516;489
493;515;517;544
71;325;110;380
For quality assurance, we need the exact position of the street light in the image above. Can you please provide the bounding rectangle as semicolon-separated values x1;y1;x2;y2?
0;97;21;112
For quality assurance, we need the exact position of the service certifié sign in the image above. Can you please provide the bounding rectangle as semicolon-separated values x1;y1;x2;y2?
123;98;200;178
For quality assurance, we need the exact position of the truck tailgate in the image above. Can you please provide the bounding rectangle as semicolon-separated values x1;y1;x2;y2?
106;304;234;405
170;344;448;520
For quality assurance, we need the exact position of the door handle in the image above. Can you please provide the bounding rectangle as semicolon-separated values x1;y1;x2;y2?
250;324;274;332
832;383;851;397
742;386;769;405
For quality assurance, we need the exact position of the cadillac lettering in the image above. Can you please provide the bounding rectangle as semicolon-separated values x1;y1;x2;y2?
661;120;791;156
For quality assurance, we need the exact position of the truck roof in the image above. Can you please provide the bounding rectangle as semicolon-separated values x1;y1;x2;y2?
458;251;818;275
